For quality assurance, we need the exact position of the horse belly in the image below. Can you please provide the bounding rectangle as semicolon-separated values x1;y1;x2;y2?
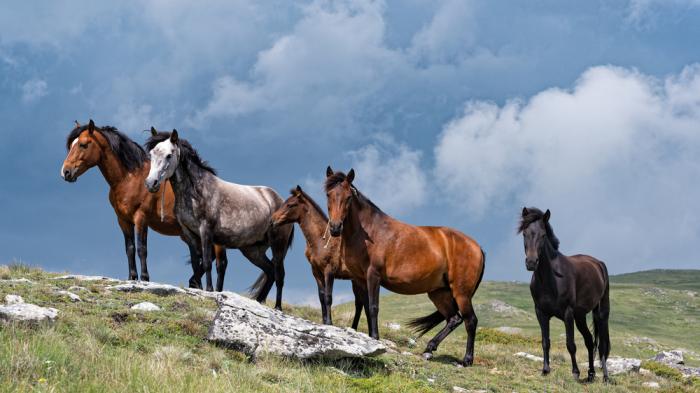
382;264;444;295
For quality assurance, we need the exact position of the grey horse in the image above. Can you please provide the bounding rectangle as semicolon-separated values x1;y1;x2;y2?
144;129;293;309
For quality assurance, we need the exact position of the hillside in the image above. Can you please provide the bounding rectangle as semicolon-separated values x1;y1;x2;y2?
610;270;700;291
1;265;698;392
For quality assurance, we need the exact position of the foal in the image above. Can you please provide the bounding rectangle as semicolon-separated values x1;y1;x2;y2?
271;185;365;327
519;207;611;382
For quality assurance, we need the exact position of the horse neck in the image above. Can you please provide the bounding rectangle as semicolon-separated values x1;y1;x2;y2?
344;195;384;239
298;202;330;254
170;162;208;202
96;142;130;188
534;240;564;284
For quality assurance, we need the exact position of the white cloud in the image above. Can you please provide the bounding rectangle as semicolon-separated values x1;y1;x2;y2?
349;135;427;215
626;0;700;26
21;78;48;103
435;64;700;271
408;0;475;64
112;103;168;136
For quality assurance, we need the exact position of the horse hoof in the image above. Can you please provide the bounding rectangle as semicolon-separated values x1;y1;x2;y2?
422;352;433;361
140;275;150;282
462;358;473;367
541;369;550;376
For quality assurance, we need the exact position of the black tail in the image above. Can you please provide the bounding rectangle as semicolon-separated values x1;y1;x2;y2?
593;262;611;363
407;311;445;337
248;271;269;299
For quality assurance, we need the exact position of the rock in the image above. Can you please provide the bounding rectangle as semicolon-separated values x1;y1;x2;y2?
0;302;58;323
453;387;467;393
639;368;652;376
0;278;34;284
5;294;24;304
652;350;684;365
386;322;401;330
401;351;414;356
514;352;543;362
55;290;81;302
68;286;88;292
479;300;527;316
453;388;486;393
407;338;417;348
594;357;641;375
686;291;697;297
131;302;161;311
107;281;185;296
207;292;385;359
53;274;120;282
496;326;523;335
642;382;660;389
427;378;435;384
674;365;700;378
380;339;398;354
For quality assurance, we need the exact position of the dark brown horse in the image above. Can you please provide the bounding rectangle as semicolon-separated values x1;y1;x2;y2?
271;185;366;327
61;120;227;288
324;167;486;366
519;207;610;382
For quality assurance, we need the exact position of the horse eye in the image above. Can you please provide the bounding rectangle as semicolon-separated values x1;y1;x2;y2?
79;143;88;149
166;154;172;160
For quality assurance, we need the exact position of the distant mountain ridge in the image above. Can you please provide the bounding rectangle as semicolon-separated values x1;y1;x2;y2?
610;269;700;290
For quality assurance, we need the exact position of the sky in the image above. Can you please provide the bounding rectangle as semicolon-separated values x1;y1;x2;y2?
1;0;699;306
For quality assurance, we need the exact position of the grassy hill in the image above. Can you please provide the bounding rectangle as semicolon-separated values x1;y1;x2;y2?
1;264;698;392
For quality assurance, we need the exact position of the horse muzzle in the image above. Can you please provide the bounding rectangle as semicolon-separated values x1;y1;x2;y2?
329;221;343;237
525;258;539;271
145;179;161;193
61;167;78;183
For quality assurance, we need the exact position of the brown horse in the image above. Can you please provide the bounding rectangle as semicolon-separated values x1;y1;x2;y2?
324;167;486;366
61;120;227;288
271;185;366;327
519;207;611;382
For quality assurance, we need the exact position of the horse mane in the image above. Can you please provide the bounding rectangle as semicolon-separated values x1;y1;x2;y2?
293;188;327;221
518;207;560;250
66;124;147;172
324;171;384;214
145;131;217;176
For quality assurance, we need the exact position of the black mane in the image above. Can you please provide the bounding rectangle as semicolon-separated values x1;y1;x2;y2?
293;188;328;220
66;124;147;172
518;207;560;250
323;170;384;214
145;131;217;176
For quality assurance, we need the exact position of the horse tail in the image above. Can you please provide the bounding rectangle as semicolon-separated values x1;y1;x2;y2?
407;311;445;337
474;248;486;294
593;261;611;363
248;272;269;299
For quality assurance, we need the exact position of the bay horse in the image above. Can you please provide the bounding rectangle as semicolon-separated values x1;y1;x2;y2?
60;120;227;287
324;167;486;366
271;185;366;327
519;207;610;382
144;130;294;308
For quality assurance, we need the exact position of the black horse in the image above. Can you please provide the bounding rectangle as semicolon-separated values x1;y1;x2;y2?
519;207;611;382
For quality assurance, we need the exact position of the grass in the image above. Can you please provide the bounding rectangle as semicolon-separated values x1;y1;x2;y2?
1;263;699;392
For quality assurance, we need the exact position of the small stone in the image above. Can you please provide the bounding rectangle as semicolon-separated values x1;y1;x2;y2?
496;326;523;335
401;351;413;356
453;387;467;393
55;290;81;302
1;278;34;284
642;382;660;389
131;302;161;311
407;338;417;348
639;368;652;376
5;294;24;304
68;286;88;292
514;352;543;362
387;322;401;330
427;378;435;384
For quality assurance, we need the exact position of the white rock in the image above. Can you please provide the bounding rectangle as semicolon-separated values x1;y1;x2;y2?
0;278;34;284
55;290;81;302
401;351;414;356
0;303;58;323
131;302;161;311
594;357;641;375
652;350;684;365
639;368;652;376
5;294;24;304
407;338;417;348
386;322;401;331
53;274;120;282
496;326;523;335
453;388;486;393
514;352;544;362
107;281;185;296
642;382;660;389
427;378;435;384
68;286;88;292
207;292;385;359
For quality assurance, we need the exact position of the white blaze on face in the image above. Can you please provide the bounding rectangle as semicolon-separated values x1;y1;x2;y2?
147;138;178;185
60;138;80;178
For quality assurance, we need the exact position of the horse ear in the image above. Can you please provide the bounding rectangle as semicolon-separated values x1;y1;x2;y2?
88;119;95;134
170;129;179;143
74;120;81;128
347;168;355;183
543;209;551;222
326;166;333;178
150;126;157;136
295;185;303;195
522;207;529;216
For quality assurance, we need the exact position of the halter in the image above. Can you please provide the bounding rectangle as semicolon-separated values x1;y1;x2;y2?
322;221;331;249
160;184;166;222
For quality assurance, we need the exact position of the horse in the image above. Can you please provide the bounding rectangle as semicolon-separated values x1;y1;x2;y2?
60;120;228;287
144;130;294;308
518;207;611;382
271;185;366;327
324;167;486;366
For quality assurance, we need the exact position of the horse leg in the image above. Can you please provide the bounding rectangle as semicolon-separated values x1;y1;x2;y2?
312;269;329;324
564;307;580;379
240;245;275;304
270;225;293;310
422;289;461;361
186;242;202;289
535;307;551;375
575;314;596;382
366;266;382;339
198;224;214;291
350;280;366;330
118;218;138;281
214;245;228;292
135;216;149;282
323;268;335;325
454;294;478;366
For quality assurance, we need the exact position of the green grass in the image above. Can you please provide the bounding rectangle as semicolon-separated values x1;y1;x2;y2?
1;264;698;392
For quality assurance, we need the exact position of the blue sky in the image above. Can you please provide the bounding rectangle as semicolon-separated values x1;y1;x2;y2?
1;0;699;305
